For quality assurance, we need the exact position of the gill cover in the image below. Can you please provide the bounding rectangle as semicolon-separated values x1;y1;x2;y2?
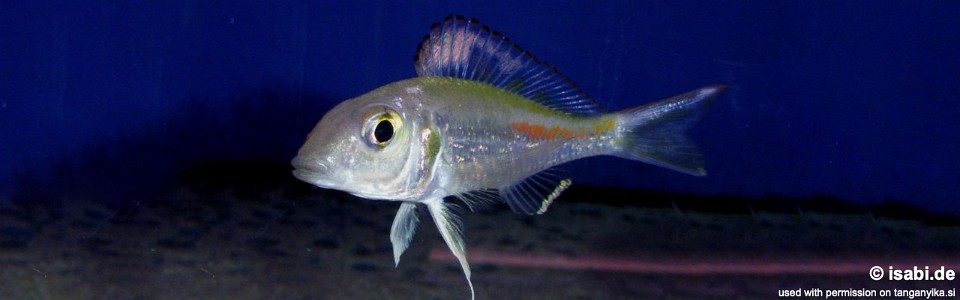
292;85;442;201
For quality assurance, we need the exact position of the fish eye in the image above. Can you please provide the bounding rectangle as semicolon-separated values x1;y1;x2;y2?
374;119;394;143
362;108;402;149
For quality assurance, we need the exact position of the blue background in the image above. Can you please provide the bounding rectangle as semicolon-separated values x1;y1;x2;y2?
2;2;959;214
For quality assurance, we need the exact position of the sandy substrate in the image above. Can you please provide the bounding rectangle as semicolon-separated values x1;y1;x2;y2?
1;183;958;299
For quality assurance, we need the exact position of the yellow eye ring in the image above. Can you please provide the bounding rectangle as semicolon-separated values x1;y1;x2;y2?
362;108;402;149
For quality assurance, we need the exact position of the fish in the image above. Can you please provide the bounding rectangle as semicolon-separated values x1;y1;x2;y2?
291;15;724;299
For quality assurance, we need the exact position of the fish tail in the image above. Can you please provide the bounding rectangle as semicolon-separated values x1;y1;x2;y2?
611;85;725;176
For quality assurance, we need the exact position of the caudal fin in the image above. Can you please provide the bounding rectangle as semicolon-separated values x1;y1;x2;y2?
613;85;725;176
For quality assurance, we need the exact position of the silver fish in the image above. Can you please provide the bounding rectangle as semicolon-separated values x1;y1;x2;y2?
292;16;724;299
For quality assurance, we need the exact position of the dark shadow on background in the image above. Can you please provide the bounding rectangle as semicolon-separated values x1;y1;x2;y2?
10;84;334;208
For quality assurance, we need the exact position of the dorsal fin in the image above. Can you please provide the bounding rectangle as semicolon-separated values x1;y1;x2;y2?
415;15;602;116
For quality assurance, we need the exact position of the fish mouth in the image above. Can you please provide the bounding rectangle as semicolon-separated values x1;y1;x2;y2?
291;156;338;188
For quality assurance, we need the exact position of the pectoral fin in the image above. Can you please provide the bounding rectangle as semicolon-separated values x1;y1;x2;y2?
390;202;420;267
425;197;475;300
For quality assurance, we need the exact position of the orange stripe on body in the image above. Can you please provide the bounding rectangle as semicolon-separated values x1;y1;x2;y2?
511;119;615;141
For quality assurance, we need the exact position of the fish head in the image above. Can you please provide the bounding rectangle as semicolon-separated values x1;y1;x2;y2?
292;83;439;200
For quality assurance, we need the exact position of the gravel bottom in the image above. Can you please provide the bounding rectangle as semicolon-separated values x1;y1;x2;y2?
2;184;958;299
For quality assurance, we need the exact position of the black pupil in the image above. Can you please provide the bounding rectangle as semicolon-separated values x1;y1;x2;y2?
373;120;393;143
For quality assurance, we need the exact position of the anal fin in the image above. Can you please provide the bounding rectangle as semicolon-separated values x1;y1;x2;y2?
498;171;571;215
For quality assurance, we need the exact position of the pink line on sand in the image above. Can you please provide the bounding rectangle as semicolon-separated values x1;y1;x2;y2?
429;248;957;275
